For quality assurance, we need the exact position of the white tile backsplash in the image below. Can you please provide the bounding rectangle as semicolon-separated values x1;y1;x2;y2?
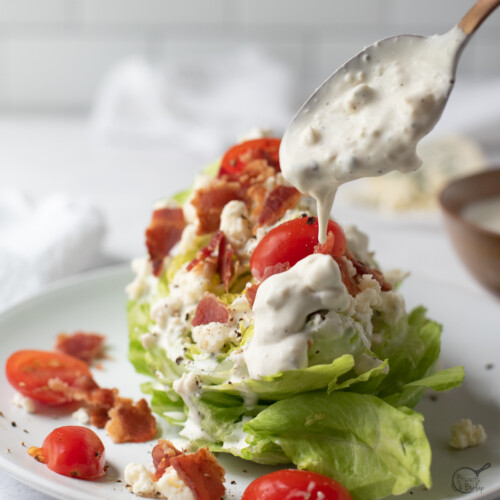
3;35;149;109
80;0;231;26
386;0;474;30
0;0;498;112
0;0;70;25
236;0;386;26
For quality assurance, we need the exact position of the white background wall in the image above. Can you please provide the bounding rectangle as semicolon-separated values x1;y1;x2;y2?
0;0;499;113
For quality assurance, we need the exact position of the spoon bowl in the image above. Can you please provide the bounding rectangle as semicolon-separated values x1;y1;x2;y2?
280;0;500;244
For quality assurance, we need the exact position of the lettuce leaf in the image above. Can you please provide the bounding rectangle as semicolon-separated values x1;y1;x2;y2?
384;366;465;408
244;391;432;500
371;306;443;404
203;354;355;401
127;299;155;377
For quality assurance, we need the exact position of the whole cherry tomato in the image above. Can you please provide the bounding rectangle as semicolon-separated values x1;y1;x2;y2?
242;469;353;500
29;426;106;480
6;350;95;405
250;216;346;281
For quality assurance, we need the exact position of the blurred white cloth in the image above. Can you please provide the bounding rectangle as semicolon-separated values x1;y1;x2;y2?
435;77;500;159
0;190;106;312
90;47;295;163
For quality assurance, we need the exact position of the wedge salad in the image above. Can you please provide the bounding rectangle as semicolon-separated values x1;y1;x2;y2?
126;136;464;500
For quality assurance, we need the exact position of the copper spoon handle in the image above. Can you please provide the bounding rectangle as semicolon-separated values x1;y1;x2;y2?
459;0;500;35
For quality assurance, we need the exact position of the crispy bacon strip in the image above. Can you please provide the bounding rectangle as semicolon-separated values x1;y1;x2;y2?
192;294;230;326
151;440;226;500
146;207;185;276
105;398;157;444
55;331;105;364
256;185;302;229
171;448;226;500
191;180;243;235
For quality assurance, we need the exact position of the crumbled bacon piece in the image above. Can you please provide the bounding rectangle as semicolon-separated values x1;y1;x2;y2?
334;256;361;297
47;376;156;442
47;377;118;428
192;294;230;326
247;183;269;220
256;185;302;229
187;231;224;271
85;388;118;428
150;440;226;500
345;249;392;292
191;180;243;235
218;233;235;292
223;159;276;189
146;207;185;276
151;439;182;481
187;231;236;292
55;331;105;364
171;448;226;500
333;250;392;297
245;283;259;308
105;398;157;444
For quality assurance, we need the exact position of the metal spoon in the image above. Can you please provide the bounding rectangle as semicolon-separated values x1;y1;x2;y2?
280;0;500;243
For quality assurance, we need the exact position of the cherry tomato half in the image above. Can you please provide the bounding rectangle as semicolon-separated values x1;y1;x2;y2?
242;469;353;500
34;426;106;480
218;138;281;177
250;216;346;281
5;350;95;405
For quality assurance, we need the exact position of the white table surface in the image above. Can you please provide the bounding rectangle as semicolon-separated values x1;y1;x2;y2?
0;115;498;499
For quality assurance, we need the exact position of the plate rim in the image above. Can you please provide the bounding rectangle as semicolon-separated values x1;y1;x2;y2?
0;264;499;500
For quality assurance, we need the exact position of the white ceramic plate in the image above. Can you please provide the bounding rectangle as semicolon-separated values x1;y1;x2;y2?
0;265;499;500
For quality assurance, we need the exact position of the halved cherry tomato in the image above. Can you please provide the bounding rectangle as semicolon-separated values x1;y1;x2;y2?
29;426;106;480
242;469;353;500
5;350;95;405
250;216;346;281
218;138;281;177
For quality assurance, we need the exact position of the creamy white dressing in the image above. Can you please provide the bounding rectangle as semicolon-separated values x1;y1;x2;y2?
462;195;500;234
281;26;466;242
173;372;213;442
244;253;351;378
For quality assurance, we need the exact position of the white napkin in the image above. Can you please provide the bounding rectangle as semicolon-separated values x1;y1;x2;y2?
0;190;106;312
89;47;295;163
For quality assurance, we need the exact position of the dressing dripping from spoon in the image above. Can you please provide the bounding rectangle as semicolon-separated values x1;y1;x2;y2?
280;0;500;244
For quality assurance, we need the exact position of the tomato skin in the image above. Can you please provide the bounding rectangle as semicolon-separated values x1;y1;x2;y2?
218;138;281;177
42;426;106;480
242;469;353;500
250;216;346;281
5;350;94;405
